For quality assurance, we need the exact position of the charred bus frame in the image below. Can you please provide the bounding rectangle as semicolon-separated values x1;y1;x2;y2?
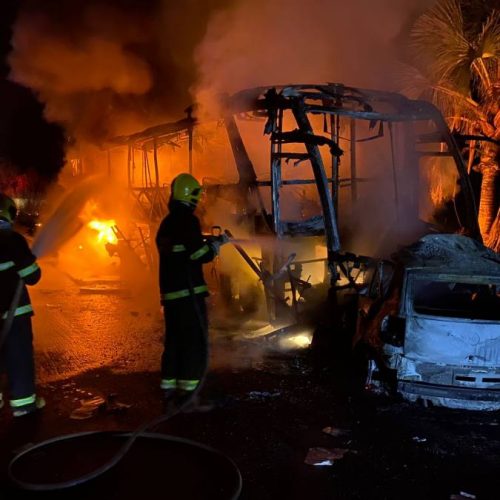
109;83;481;319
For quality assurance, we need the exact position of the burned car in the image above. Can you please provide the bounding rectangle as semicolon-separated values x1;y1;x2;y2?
356;234;500;410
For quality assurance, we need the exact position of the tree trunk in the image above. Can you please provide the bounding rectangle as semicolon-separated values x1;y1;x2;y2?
486;207;500;253
477;148;499;240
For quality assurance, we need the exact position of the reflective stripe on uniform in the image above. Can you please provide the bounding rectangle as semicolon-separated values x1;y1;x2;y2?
0;261;15;271
10;394;36;408
160;378;177;390
190;244;210;261
1;304;33;319
18;262;39;278
161;285;208;301
172;245;186;252
177;379;199;391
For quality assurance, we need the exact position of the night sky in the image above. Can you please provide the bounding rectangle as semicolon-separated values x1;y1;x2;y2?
0;0;65;182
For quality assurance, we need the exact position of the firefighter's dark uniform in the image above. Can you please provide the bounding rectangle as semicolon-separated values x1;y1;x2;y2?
0;227;41;412
156;201;217;392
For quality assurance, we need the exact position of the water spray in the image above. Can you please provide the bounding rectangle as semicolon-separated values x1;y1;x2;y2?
5;186;242;498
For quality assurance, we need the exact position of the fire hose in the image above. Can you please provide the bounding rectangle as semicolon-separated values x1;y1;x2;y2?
7;236;242;497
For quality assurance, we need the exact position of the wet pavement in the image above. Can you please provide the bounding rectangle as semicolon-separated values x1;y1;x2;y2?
1;263;500;499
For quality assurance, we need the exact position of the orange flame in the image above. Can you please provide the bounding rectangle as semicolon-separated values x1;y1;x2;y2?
88;219;118;244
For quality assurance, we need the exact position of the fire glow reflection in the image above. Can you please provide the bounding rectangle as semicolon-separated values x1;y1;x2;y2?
281;333;312;349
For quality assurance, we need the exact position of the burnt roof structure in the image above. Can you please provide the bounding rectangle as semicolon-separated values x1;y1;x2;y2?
107;83;482;308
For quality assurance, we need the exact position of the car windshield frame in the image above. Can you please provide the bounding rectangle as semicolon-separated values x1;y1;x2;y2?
405;271;500;322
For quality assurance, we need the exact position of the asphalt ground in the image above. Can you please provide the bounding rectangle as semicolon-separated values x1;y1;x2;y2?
0;263;499;499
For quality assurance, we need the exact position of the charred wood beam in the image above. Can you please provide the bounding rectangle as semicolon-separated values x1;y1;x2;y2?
225;85;440;120
271;129;343;157
223;112;272;232
256;177;373;187
304;105;434;122
271;153;282;237
295;91;374;112
332;114;340;216
264;88;292;135
270;104;284;237
350;118;357;202
223;113;258;187
291;99;341;277
111;116;196;146
141;136;181;152
226;84;420;117
282;216;325;236
153;138;160;187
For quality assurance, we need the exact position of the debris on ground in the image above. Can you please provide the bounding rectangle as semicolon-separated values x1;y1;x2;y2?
412;436;428;443
322;426;351;437
106;393;132;413
304;447;350;466
246;390;281;400
70;395;106;419
450;492;477;499
70;394;131;419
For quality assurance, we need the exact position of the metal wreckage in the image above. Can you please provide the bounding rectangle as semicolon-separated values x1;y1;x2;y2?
108;83;500;410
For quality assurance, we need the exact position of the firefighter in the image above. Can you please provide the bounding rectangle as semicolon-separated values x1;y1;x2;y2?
156;173;228;406
0;194;44;417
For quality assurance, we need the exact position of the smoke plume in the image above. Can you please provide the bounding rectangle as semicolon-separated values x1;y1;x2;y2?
8;0;232;144
193;0;436;115
8;0;435;142
8;0;440;256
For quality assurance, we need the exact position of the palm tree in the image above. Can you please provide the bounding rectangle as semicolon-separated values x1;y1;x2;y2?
402;0;500;249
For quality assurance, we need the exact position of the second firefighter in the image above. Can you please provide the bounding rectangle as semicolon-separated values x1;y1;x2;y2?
156;173;228;403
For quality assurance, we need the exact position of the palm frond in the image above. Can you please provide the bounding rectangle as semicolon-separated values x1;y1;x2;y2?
431;82;485;132
410;0;471;83
397;61;486;125
469;9;500;95
475;9;500;59
474;57;493;86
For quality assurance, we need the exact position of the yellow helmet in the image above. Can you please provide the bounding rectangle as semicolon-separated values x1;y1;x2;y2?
0;194;17;223
171;173;202;207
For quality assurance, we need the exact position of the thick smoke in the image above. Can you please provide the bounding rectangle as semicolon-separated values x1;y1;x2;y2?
193;0;435;115
8;0;435;142
8;0;440;259
8;0;232;144
191;0;438;257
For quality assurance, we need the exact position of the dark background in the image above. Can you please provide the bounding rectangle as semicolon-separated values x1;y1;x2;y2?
0;1;67;182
